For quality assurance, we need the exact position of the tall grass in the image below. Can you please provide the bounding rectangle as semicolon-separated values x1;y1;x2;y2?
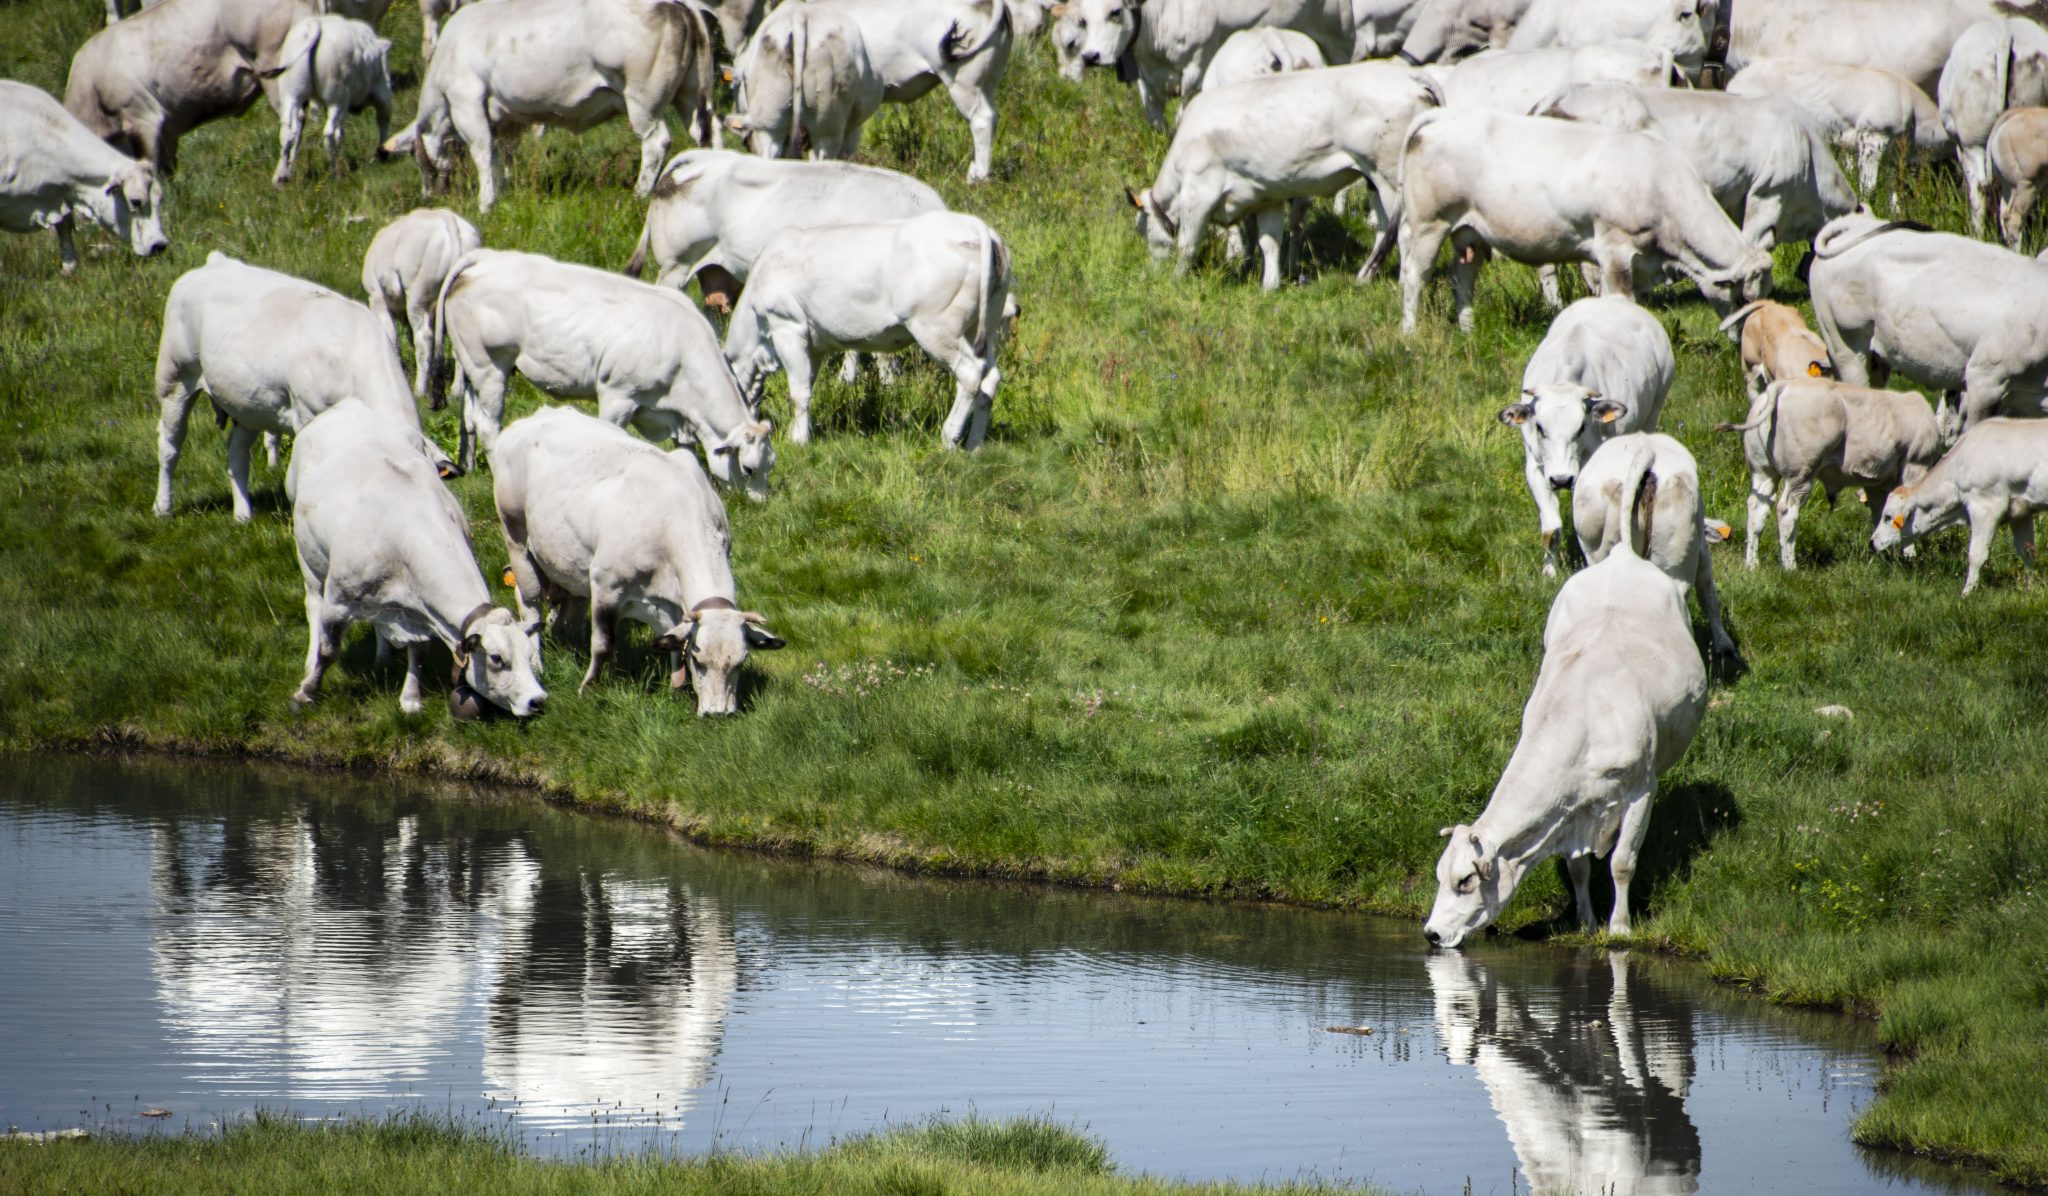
3;1;2046;1184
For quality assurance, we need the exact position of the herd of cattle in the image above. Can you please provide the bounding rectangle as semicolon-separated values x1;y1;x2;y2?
7;0;2048;945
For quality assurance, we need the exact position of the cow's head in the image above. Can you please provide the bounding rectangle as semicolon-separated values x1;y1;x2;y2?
1498;384;1627;492
83;160;166;259
656;602;785;716
1871;484;1958;554
706;419;775;502
457;606;548;718
1049;4;1085;79
1125;186;1175;258
1424;824;1521;948
1065;0;1139;72
1697;251;1774;314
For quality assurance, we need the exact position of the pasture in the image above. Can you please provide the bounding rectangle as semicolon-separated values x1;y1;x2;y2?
2;0;2046;1183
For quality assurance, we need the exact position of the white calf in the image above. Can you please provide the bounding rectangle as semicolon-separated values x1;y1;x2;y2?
1872;416;2048;594
728;3;883;161
261;14;393;185
1573;432;1736;657
361;207;482;401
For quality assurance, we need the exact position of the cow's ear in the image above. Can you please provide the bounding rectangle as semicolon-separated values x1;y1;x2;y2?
1123;185;1144;211
1497;403;1533;427
1049;2;1066;14
744;623;787;650
653;622;694;653
462;632;482;654
1589;399;1626;425
102;178;121;196
1467;832;1494;879
1703;520;1732;544
1437;826;1455;838
724;114;748;132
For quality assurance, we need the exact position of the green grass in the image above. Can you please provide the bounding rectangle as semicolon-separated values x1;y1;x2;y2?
4;1;2048;1186
0;1113;1383;1195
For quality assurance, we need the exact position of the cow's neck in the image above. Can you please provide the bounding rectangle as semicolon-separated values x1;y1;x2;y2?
664;535;739;617
1472;729;1594;865
409;556;496;650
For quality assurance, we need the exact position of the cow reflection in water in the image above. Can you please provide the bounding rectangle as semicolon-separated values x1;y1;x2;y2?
1428;951;1701;1196
146;804;734;1126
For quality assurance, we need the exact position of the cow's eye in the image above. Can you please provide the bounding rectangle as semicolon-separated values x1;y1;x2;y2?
489;653;506;669
1456;875;1477;895
1108;6;1122;16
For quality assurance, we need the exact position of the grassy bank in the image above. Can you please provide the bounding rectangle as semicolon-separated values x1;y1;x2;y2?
0;1114;1377;1195
4;0;2046;1184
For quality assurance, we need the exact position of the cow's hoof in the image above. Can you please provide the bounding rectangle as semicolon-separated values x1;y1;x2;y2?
289;690;317;710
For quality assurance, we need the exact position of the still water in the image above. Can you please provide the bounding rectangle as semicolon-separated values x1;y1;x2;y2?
0;757;2002;1194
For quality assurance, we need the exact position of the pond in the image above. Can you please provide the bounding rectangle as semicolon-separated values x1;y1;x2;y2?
0;756;2004;1194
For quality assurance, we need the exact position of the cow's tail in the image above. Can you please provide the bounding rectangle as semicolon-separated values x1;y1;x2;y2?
2000;22;2017;113
1812;217;1931;259
625;220;652;278
1615;439;1659;562
684;0;717;146
259;17;319;80
789;7;807;158
427;250;478;413
945;0;1009;63
1715;379;1786;439
1716;298;1768;334
972;220;996;358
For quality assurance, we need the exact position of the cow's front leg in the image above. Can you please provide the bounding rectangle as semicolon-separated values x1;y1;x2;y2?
768;324;818;443
53;216;79;276
1745;470;1775;569
1136;74;1167;131
1567;854;1594;930
1776;475;1815;571
1595;241;1637;302
2013;512;2037;569
942;74;998;182
1254;207;1286;292
1527;457;1563;578
322;103;349;172
1962;500;2004;595
225;422;260;522
1695;538;1738;657
581;598;617;693
399;643;426;715
1537;264;1562;310
839;353;862;385
1852;129;1885;196
1447;229;1485;334
153;360;201;517
448;100;499;211
877;354;902;386
1607;783;1657;937
1963;146;1992;236
626;98;673;197
1355;175;1398;282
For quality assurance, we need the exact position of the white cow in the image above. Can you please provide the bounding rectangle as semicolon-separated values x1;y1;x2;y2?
1573;432;1735;657
492;406;787;712
1939;18;2048;236
1717;298;1833;403
1809;214;2048;431
385;0;716;212
625;150;947;299
432;248;774;496
1990;106;2048;249
1352;0;1423;59
1424;437;1707;948
1396;108;1772;334
1202;27;1326;90
1723;0;2044;97
724;211;1017;448
1872;416;2048;594
361;207;482;400
1537;83;1857;253
1498;295;1674;577
260;14;392;185
1727;58;1948;196
0;80;165;274
1505;0;1707;80
1063;0;1355;129
1396;0;1531;65
1129;62;1440;289
800;0;1012;181
1722;377;1940;570
154;251;452;521
287;398;546;719
727;3;883;162
1429;41;1675;114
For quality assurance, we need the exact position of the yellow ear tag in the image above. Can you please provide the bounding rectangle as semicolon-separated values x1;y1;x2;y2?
1807;362;1824;377
501;568;517;587
1599;408;1621;424
721;68;733;84
1891;514;1905;530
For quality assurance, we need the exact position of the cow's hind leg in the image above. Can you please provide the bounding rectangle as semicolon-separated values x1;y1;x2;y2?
1606;783;1657;937
1567;854;1595;930
322;101;349;172
1695;540;1737;656
624;94;674;197
1775;474;1815;572
153;352;202;517
1254;207;1286;292
398;643;428;715
581;598;618;693
274;99;305;185
769;323;819;444
942;73;1000;183
1397;215;1449;336
293;589;347;707
1745;468;1775;569
225;421;260;522
2013;511;2037;570
2001;176;2038;251
1447;229;1487;334
53;216;79;276
448;94;499;212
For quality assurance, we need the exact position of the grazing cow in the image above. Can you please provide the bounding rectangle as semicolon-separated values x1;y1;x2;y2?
361;207;482;399
1202;27;1326;90
1717;299;1832;403
1396;0;1531;65
1128;62;1440;289
800;0;1012;181
1063;0;1354;129
0;80;165;274
385;0;716;213
1396;108;1771;334
624;149;946;304
1429;41;1675;114
724;211;1017;447
1573;432;1736;657
1872;416;2048;594
1939;19;2048;236
63;0;316;174
1727;58;1948;196
492;406;787;712
727;3;883;162
260;14;393;185
1990;107;2048;249
1505;0;1708;80
1723;0;2043;97
433;248;774;496
1809;214;2048;431
1721;377;1940;570
1498;296;1673;577
287;398;546;719
154;251;452;522
1424;439;1708;948
1537;83;1857;254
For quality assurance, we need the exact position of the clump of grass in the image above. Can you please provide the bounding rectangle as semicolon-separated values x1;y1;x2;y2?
4;0;2048;1184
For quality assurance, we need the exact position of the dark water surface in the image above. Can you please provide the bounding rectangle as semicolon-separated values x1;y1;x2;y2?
0;756;2003;1194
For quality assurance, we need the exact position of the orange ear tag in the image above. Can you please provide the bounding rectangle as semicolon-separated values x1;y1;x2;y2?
1891;515;1905;530
1807;362;1824;377
502;568;517;587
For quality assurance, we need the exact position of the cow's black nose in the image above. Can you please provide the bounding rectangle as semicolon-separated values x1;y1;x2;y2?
1548;474;1573;490
1082;50;1102;65
1423;928;1442;946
